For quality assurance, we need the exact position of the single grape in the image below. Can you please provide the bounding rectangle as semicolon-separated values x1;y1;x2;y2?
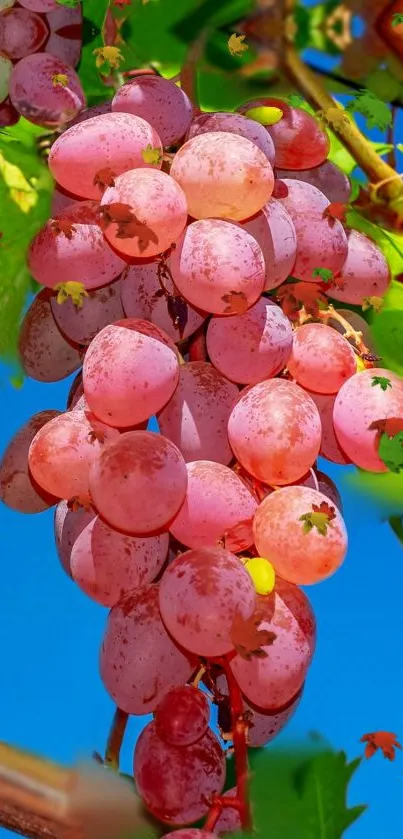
70;516;169;607
28;409;120;502
120;261;206;343
134;721;225;825
100;168;188;259
51;184;82;215
54;500;95;578
303;390;351;465
50;277;124;346
237;98;330;169
65;101;111;129
83;319;179;428
230;578;316;709
187;111;275;165
45;2;82;31
44;3;82;67
28;201;126;291
213;788;241;836
228;379;322;485
18;0;59;10
170;131;274;221
206;297;293;384
0;55;13;104
18;289;83;383
333;368;403;471
48;112;162;199
296;468;344;512
253;485;348;585
154;685;210;747
241;198;297;290
0;96;19;127
89;431;188;535
0;411;60;514
157;362;239;465
288;323;357;393
100;584;195;714
169;219;265;315
112;75;193;146
44;30;82;68
325;230;391;304
276;179;348;282
159;547;257;657
0;8;48;60
169;460;257;552
276;161;351;204
9;53;85;127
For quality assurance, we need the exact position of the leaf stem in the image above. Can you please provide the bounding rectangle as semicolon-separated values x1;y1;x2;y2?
104;707;129;772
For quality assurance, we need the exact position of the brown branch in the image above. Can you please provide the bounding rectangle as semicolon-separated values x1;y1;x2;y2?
180;29;210;107
282;46;403;208
104;708;129;771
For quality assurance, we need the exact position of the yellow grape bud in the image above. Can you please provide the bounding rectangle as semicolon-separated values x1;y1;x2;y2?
244;106;283;126
356;356;366;372
244;557;276;595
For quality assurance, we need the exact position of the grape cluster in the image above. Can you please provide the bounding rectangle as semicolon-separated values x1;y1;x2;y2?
2;77;403;834
0;0;83;127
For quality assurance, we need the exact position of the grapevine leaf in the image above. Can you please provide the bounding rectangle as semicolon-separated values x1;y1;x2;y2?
93;46;124;71
299;502;336;536
369;417;403;438
93;167;117;190
324;202;348;224
276;281;328;321
221;290;249;314
371;375;392;392
346;89;392;131
360;732;402;760
377;431;403;473
99;202;158;251
362;295;384;313
312;267;334;283
228;33;248;57
141;145;163;165
50;218;76;240
287;93;304;107
389;516;403;546
392;12;403;26
56;0;81;7
230;609;276;661
52;74;69;88
54;282;89;309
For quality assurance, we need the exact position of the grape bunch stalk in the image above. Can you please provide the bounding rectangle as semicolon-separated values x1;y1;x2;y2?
2;69;403;839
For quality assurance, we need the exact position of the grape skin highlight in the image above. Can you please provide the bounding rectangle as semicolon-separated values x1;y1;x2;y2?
253;485;348;585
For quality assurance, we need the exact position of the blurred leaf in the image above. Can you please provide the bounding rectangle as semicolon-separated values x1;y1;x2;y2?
389;516;403;545
172;0;253;43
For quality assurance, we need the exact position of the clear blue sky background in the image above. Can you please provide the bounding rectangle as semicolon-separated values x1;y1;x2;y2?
1;10;403;837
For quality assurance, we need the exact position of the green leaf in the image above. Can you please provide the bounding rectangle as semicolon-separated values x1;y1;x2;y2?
392;12;403;26
312;267;334;283
56;0;81;7
371;375;392;392
389;516;403;546
378;431;403;474
231;747;366;839
346;89;392;131
365;281;403;377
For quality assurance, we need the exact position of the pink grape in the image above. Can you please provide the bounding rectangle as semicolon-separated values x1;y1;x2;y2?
50;277;124;346
297;469;343;512
44;3;82;67
333;368;403;471
0;411;60;514
303;390;351;465
169;219;265;315
83;319;179;428
214;788;241;836
161;832;217;839
237;98;330;169
66;102;111;129
28;201;126;291
51;184;82;215
70;515;169;607
228;379;322;485
215;674;302;747
276;160;351;204
18;0;58;10
28;409;119;502
187;111;275;165
206;297;293;384
18;289;82;383
112;75;193;146
54;500;95;578
100;168;188;259
89;431;188;535
170;131;274;221
230;578;316;709
44;32;82;72
48;112;162;200
154;685;210;747
134;721;225;824
157;361;239;465
287;323;357;393
46;2;82;30
100;584;195;714
9;53;85;127
241;198;297;290
169;460;258;552
0;8;48;60
253;485;348;585
159;547;257;657
276;179;348;282
120;261;206;342
325;230;391;304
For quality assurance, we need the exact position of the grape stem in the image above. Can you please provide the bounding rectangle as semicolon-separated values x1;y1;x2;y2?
104;708;129;772
205;657;252;832
298;303;374;359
